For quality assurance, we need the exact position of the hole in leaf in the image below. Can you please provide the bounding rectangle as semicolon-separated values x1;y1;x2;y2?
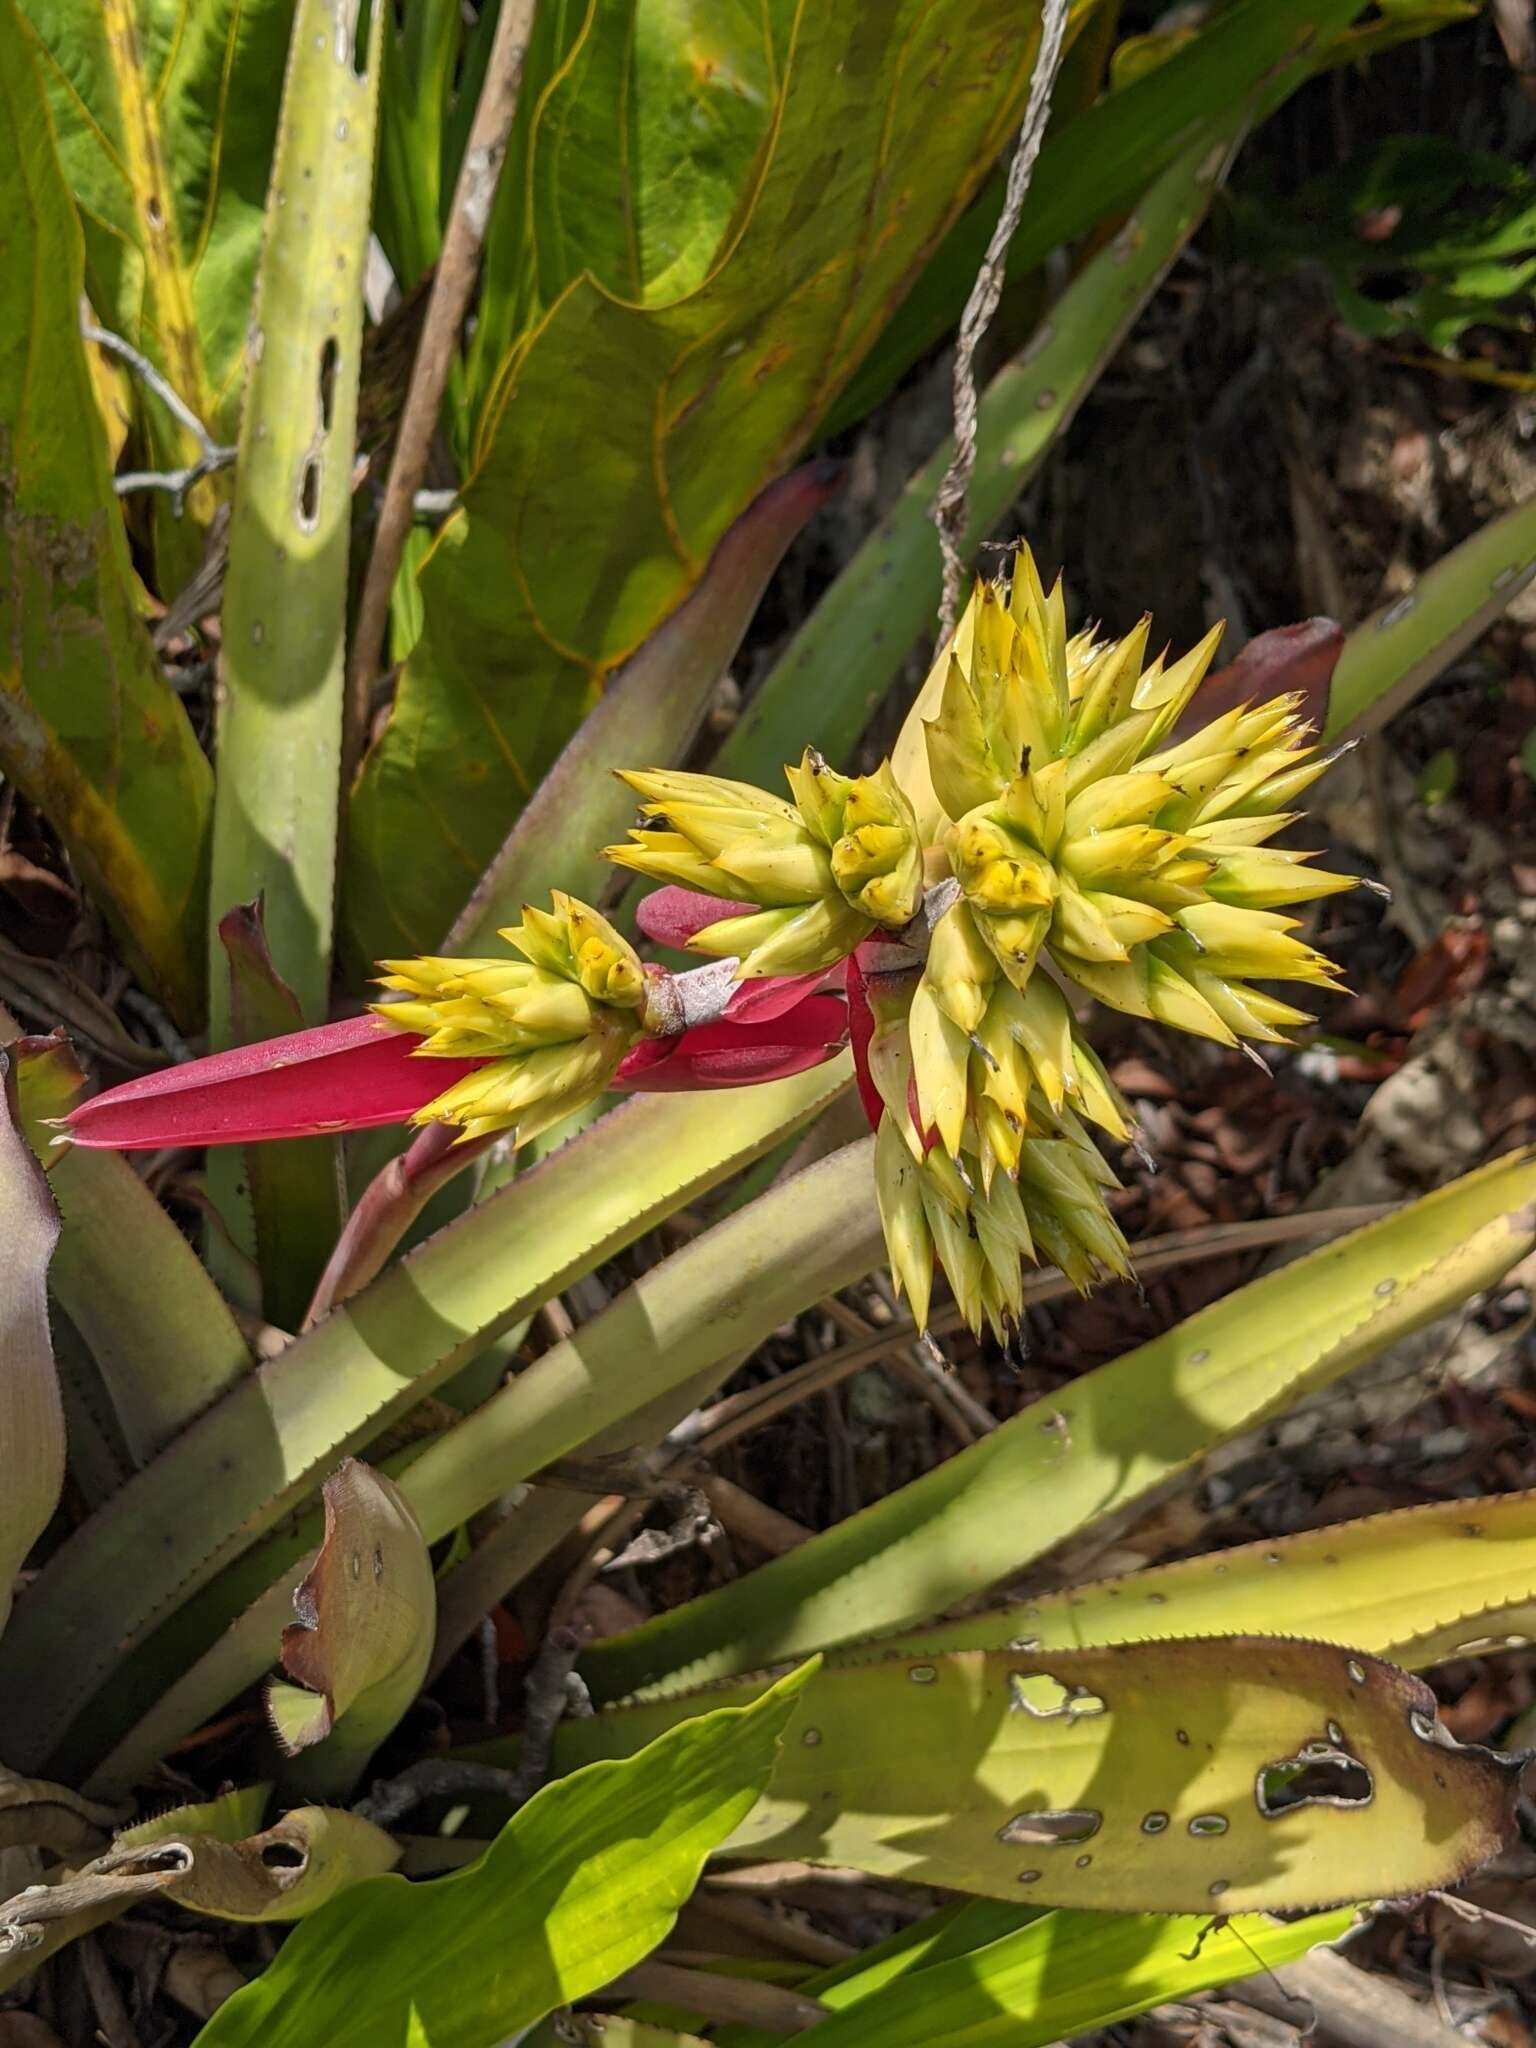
260;1842;306;1870
299;458;321;529
1410;1707;1459;1749
318;336;339;431
145;194;164;231
1256;1741;1373;1819
1347;1659;1367;1685
1008;1672;1106;1719
907;1664;937;1685
1141;1811;1169;1835
1188;1814;1229;1837
998;1807;1102;1847
1017;1868;1042;1884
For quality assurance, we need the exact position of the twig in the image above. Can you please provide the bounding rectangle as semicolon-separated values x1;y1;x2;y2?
1229;1947;1471;2048
355;1625;584;1827
346;0;539;768
930;0;1070;637
78;1931;136;2048
605;1960;828;2035
83;322;236;512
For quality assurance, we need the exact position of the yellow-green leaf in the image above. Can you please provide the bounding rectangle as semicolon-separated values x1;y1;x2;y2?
191;1666;813;2048
0;0;213;1022
582;1148;1536;1699
559;1638;1520;1914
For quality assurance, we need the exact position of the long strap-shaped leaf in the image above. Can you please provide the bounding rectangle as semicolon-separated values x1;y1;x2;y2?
85;1139;878;1791
581;1148;1536;1700
0;1050;64;1642
11;1035;251;1464
0;0;214;1024
0;1064;848;1774
555;1636;1523;1914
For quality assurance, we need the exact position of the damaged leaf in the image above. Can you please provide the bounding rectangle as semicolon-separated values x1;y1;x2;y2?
0;0;213;1023
0;1047;64;1640
267;1458;435;1799
0;1785;396;1990
558;1638;1523;1915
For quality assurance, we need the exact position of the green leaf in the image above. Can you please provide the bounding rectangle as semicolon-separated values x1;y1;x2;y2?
84;1122;868;1792
216;903;345;1329
712;121;1245;789
0;0;213;1024
749;1907;1355;2048
580;1148;1536;1700
374;0;460;290
448;459;840;949
822;0;1369;437
0;1047;63;1642
1325;492;1536;741
267;1459;435;1800
13;1032;251;1464
191;1664;814;2048
1235;134;1536;351
559;1637;1521;1913
0;1065;849;1779
210;0;382;1030
343;0;1085;961
18;0;293;448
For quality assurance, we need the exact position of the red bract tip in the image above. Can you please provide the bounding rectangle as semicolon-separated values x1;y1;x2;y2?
843;949;885;1133
614;994;848;1093
63;1015;485;1151
635;885;754;949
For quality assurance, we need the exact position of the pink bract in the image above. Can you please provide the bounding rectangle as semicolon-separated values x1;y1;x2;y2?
63;1015;483;1151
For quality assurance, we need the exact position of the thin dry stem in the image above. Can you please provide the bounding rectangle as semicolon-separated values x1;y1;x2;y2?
931;0;1069;636
345;0;539;771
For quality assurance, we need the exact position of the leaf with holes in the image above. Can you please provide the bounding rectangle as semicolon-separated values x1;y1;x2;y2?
556;1637;1522;1915
0;0;214;1024
266;1459;435;1800
343;0;1094;962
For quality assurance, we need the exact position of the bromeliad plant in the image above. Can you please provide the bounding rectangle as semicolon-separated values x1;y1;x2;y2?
7;0;1536;2041
68;548;1360;1347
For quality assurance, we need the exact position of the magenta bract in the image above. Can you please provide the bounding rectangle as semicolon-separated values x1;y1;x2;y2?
63;1016;485;1151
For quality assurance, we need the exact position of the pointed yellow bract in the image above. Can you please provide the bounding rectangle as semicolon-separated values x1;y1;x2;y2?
594;542;1357;1338
374;890;645;1143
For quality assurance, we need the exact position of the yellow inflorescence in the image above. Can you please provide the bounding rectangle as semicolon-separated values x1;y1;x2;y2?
375;548;1356;1339
602;546;1356;1339
372;892;645;1144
